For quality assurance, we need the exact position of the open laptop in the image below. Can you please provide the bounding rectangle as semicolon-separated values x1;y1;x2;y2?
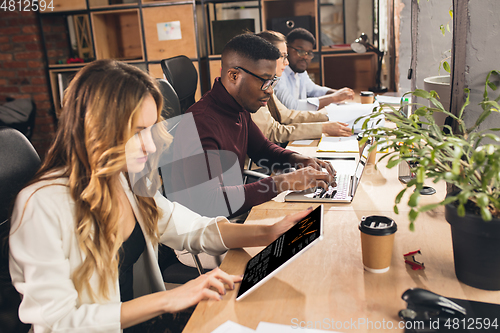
236;205;324;301
284;142;372;203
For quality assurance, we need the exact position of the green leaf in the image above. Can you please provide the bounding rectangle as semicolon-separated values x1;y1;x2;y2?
442;195;458;206
418;202;440;212
457;204;465;217
449;9;453;19
395;188;407;204
408;191;420;207
480;207;492;221
475;109;492;128
476;193;489;207
409;209;418;223
413;89;432;99
452;160;461;175
394;205;399;214
387;158;401;169
409;221;415;232
443;61;450;73
440;24;445;36
417;167;425;183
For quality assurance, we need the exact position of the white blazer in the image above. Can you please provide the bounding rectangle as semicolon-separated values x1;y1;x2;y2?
9;174;229;332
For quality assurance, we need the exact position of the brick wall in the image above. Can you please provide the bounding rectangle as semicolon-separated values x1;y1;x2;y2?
0;10;66;160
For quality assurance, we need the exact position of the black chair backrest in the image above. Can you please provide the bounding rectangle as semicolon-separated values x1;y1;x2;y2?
0;127;40;333
161;56;198;113
0;127;41;229
156;78;182;120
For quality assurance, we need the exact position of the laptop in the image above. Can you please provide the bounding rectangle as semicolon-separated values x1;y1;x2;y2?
284;142;371;203
236;205;324;301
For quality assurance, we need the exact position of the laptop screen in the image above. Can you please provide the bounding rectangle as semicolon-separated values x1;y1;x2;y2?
350;142;371;196
236;205;324;301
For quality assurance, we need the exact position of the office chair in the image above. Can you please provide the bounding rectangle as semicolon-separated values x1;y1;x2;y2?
154;79;206;280
161;55;198;114
156;78;182;120
159;58;267;269
0;98;36;140
0;127;41;333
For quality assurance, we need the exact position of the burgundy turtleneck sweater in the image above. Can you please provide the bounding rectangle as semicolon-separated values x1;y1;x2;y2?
169;78;295;218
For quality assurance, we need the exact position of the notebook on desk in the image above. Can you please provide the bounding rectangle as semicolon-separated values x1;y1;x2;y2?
284;142;371;203
236;205;324;301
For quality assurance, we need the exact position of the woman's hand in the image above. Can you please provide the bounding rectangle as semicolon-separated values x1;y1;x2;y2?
268;208;314;242
163;267;242;313
322;121;352;137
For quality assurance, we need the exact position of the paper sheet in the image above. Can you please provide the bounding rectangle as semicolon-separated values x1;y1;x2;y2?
325;102;378;124
375;95;403;105
289;139;314;145
317;135;360;153
325;102;385;133
212;320;255;333
256;322;340;332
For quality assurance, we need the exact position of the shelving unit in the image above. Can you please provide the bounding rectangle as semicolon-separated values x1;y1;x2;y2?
262;0;317;48
318;0;379;89
200;0;379;91
39;0;382;116
39;0;205;116
200;0;262;88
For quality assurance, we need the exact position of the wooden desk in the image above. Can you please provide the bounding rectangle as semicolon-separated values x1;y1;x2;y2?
183;145;500;332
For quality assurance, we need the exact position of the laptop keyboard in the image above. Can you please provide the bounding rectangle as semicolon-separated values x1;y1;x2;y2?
312;173;350;200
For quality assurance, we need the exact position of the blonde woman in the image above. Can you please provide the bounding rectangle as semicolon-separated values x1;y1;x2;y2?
8;59;311;332
252;30;352;144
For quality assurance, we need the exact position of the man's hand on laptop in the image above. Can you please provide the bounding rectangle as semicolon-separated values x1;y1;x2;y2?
272;166;336;192
290;154;336;177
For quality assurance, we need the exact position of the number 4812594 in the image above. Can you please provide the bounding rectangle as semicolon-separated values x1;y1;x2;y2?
1;0;54;12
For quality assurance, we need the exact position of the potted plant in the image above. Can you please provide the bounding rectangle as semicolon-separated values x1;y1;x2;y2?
358;70;500;290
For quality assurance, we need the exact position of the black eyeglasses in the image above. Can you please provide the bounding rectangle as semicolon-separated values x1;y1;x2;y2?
288;46;315;59
234;66;280;91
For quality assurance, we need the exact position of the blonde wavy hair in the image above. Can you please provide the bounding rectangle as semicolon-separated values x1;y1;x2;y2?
28;59;164;301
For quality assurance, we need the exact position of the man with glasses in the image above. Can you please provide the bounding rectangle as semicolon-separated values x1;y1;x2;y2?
274;28;355;110
251;30;352;146
170;33;335;219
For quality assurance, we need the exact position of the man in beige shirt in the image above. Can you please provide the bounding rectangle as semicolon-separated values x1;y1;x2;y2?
252;31;352;144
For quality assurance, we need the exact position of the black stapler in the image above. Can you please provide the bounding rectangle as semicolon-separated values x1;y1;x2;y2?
399;288;466;325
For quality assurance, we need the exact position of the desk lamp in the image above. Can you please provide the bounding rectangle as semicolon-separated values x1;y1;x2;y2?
351;33;388;93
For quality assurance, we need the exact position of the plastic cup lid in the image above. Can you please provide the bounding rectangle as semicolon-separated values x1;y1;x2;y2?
359;215;397;236
360;91;374;96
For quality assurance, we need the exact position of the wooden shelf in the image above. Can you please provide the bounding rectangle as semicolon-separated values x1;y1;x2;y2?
40;0;87;12
91;9;144;61
48;68;80;117
262;0;318;50
143;4;198;60
321;52;377;91
88;0;139;8
40;0;209;117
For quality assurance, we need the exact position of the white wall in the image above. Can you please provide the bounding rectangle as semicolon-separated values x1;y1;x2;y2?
397;0;452;93
397;0;500;130
463;2;500;130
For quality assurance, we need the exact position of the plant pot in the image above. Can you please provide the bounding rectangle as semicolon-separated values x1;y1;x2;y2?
445;202;500;290
423;75;450;127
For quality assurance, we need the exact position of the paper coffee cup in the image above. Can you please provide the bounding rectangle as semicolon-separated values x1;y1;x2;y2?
360;91;375;104
358;138;377;165
359;216;397;273
367;141;377;165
